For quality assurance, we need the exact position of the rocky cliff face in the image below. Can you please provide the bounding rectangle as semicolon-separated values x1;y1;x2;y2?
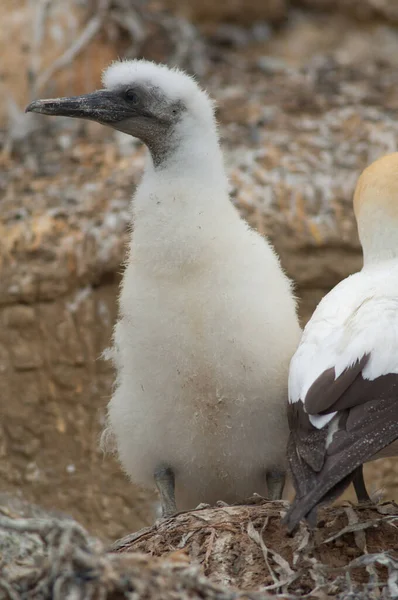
2;3;398;538
297;0;398;23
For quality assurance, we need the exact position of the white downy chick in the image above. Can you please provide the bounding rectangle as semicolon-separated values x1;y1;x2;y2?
26;60;301;517
284;152;398;533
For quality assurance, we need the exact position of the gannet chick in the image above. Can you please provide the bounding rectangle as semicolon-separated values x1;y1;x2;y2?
26;60;301;517
284;152;398;533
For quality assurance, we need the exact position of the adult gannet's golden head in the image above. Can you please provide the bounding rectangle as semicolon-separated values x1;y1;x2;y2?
354;153;398;266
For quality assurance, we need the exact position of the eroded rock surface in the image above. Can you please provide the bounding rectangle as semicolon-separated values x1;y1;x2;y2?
297;0;398;24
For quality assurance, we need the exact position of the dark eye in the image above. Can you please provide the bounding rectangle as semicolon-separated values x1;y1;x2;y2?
125;89;139;104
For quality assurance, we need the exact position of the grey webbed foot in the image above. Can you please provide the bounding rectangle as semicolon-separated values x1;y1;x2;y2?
266;468;286;500
154;465;177;517
352;465;371;503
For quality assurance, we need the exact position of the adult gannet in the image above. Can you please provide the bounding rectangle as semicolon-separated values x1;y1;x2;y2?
284;153;398;532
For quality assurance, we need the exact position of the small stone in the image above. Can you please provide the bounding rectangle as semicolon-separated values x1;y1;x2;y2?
11;342;43;371
3;305;36;328
24;462;41;482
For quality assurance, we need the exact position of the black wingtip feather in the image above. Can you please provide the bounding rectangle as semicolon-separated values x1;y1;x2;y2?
286;372;398;532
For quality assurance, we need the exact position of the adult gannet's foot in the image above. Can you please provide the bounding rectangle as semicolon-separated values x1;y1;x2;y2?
352;465;371;503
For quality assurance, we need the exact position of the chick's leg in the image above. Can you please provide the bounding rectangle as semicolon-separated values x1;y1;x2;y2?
352;465;370;503
154;466;177;517
266;468;286;500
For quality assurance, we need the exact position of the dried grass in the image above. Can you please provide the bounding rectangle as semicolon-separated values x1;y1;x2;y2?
2;497;396;598
112;497;398;598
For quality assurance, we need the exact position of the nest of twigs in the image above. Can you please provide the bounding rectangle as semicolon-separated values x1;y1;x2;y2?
1;496;398;599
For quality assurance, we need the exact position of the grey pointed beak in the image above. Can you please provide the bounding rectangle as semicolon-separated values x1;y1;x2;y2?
25;90;131;124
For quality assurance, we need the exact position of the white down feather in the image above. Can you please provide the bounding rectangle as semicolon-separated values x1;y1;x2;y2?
104;61;301;510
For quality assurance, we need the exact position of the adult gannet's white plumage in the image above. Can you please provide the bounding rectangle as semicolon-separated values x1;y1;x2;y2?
284;153;398;533
26;60;301;517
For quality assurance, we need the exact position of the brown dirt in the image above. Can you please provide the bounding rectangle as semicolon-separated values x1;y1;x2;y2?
0;281;155;541
161;0;287;24
296;0;398;24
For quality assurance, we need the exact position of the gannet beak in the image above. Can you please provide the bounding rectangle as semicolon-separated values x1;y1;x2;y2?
25;90;131;124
